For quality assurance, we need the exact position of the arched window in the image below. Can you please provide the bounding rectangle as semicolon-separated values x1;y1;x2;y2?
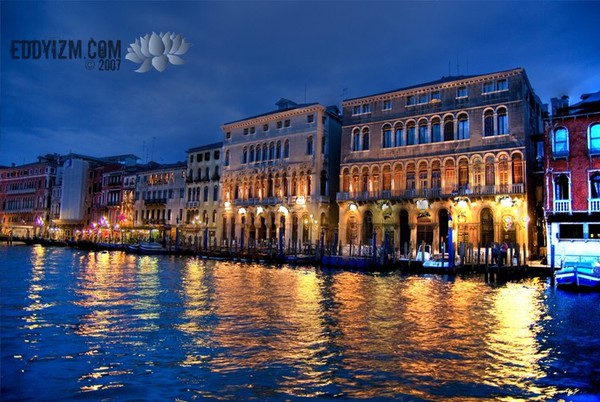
213;185;219;201
382;125;392;148
306;136;314;155
256;144;262;161
407;123;416;146
320;170;327;196
458;159;469;190
362;128;370;151
203;186;209;202
444;160;455;192
512;154;523;184
431;161;441;191
242;147;248;164
418;162;428;190
352;128;361;151
472;158;482;190
499;155;509;191
553;127;569;157
431;118;441;143
284;140;290;158
589;123;600;155
269;142;275;159
276;141;281;159
342;168;350;192
497;107;508;135
406;163;416;192
481;208;494;246
485;156;495;188
590;173;600;199
249;146;255;163
484;109;494;137
394;124;404;147
418;121;428;144
457;113;469;139
444;116;454;141
555;175;569;200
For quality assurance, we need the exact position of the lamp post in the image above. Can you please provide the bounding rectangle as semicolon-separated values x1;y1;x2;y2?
239;208;246;253
448;215;454;269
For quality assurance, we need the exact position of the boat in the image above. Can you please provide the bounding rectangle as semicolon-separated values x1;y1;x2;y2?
129;242;168;255
423;257;452;269
555;261;600;289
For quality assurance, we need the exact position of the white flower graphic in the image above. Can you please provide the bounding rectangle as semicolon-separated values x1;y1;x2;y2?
126;32;191;73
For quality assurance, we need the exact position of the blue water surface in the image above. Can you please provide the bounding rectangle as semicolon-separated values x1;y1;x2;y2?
1;245;600;401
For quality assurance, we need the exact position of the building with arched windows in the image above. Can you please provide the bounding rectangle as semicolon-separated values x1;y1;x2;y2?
219;98;341;252
337;68;544;259
544;91;600;262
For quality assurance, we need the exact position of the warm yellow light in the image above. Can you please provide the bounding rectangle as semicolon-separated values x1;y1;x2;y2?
296;196;305;206
278;205;289;215
349;203;357;212
238;207;246;215
256;206;264;215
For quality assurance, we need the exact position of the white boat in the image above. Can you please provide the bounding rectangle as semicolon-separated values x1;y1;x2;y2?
134;241;168;255
423;256;452;269
555;261;600;289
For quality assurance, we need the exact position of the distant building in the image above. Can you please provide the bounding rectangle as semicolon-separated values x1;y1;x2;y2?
132;161;187;244
336;68;544;259
0;154;60;238
219;98;342;251
184;142;222;249
544;91;600;262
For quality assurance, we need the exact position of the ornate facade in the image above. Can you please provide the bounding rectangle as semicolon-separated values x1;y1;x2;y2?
219;98;341;252
337;68;544;258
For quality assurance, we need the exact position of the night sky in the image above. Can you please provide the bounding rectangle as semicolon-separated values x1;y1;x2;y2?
1;1;599;166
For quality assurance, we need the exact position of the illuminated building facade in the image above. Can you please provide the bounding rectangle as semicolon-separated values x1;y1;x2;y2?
184;142;222;249
219;98;341;251
544;91;600;261
337;68;543;257
0;154;59;238
132;161;186;244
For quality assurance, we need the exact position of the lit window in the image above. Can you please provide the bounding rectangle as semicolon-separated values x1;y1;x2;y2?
589;123;600;154
553;127;569;157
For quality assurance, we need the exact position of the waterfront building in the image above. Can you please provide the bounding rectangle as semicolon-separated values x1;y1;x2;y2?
52;153;138;240
132;161;186;245
219;98;342;252
0;154;59;238
336;68;544;258
184;142;222;250
544;91;600;262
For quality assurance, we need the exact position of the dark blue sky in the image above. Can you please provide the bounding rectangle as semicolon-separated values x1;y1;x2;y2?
2;1;599;166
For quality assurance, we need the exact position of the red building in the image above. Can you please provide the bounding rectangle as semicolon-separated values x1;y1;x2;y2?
544;91;600;262
0;154;59;238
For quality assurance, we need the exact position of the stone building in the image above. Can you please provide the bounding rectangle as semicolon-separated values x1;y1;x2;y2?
184;142;222;249
544;91;600;262
219;98;341;252
336;68;544;258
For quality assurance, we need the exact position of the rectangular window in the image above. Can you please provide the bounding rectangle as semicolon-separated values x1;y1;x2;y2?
277;121;283;129
214;150;220;160
483;82;495;93
226;131;231;139
250;126;256;134
198;153;203;162
263;124;269;131
558;224;584;239
352;105;361;115
431;91;441;101
362;104;371;113
383;100;392;110
589;224;600;239
284;119;291;128
307;114;314;123
497;79;508;91
205;152;210;161
418;93;428;104
457;86;467;98
243;128;249;135
407;95;416;106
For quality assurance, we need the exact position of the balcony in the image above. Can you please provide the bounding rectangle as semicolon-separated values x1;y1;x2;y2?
553;200;571;214
589;199;600;213
144;198;167;206
336;183;526;203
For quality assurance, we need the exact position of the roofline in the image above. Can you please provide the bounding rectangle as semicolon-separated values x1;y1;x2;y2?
343;67;527;103
222;102;329;128
186;141;223;153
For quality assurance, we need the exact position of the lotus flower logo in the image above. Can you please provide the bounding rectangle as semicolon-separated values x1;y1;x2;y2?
125;32;191;73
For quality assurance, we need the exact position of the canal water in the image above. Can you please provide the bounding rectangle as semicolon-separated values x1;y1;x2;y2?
1;245;599;401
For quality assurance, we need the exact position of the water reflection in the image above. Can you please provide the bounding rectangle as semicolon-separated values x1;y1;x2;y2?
2;246;598;401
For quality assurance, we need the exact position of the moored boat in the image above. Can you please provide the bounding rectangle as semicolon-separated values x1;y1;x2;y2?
135;241;168;255
555;261;600;289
